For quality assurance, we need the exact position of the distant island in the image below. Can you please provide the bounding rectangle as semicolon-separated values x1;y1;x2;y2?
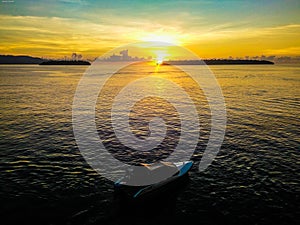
0;54;274;65
100;50;274;65
0;55;90;65
39;60;90;65
163;59;274;65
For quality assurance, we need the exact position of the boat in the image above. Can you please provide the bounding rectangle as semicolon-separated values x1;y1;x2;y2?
114;161;193;200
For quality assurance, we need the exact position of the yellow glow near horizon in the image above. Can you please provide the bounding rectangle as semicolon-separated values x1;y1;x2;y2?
140;33;182;46
0;13;299;59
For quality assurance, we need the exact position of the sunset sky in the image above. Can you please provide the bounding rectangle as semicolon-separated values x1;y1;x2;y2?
0;0;299;59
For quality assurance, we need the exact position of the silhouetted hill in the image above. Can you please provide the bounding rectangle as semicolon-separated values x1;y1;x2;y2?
163;59;274;65
0;55;90;65
0;55;43;64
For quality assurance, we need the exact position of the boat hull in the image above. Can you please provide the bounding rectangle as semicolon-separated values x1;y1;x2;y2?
114;161;193;201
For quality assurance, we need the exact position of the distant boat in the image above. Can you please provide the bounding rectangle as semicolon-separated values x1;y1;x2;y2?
39;60;91;65
114;161;193;200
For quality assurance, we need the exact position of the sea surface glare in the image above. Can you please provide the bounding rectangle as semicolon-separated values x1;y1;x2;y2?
0;64;299;225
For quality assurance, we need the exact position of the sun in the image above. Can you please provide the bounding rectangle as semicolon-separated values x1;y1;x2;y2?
156;58;163;65
136;33;188;65
152;49;168;65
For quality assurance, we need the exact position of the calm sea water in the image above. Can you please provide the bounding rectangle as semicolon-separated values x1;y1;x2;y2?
0;64;299;225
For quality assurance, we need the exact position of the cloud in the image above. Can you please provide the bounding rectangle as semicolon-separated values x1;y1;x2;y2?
0;12;299;58
59;0;88;4
0;14;137;56
264;47;300;55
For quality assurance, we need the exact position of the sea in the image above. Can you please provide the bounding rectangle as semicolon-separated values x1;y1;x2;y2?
0;63;299;225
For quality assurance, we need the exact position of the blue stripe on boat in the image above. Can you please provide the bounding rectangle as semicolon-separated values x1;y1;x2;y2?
133;186;150;198
178;161;193;177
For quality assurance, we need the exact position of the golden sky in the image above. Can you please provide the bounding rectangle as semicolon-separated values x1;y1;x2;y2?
0;0;299;59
